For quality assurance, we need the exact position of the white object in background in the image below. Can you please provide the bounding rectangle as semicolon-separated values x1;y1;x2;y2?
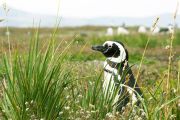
138;26;147;33
151;26;160;34
106;27;113;36
168;24;174;34
117;27;129;35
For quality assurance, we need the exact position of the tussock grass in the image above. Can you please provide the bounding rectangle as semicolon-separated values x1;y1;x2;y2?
0;29;73;119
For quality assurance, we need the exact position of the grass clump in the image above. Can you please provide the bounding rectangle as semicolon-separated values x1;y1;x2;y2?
0;29;72;119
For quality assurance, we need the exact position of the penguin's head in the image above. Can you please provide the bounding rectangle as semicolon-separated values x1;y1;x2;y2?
92;41;128;63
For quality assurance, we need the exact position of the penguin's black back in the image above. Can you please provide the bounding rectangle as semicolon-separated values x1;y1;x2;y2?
116;63;143;111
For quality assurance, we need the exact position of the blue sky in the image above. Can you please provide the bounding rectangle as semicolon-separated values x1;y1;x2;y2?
0;0;179;18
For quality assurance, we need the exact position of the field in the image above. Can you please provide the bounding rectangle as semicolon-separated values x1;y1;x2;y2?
0;26;180;120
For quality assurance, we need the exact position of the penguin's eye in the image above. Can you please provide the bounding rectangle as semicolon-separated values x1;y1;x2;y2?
108;45;112;48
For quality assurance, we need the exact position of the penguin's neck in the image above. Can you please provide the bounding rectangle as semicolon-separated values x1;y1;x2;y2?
106;59;127;69
104;59;128;76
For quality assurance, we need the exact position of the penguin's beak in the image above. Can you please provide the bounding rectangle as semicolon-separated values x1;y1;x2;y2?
92;45;106;53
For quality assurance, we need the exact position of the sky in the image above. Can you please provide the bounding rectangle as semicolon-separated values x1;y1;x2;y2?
0;0;179;18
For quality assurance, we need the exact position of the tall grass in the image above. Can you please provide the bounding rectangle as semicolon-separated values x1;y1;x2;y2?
0;29;73;119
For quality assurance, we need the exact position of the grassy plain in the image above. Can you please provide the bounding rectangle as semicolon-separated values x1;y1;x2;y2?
0;26;179;119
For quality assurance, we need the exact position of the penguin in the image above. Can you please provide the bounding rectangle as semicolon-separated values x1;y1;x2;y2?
92;41;143;111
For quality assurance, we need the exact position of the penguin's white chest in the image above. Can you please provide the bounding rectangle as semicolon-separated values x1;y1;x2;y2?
103;61;138;105
103;61;121;98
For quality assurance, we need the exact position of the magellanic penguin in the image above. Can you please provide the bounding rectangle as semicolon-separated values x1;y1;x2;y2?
92;41;143;111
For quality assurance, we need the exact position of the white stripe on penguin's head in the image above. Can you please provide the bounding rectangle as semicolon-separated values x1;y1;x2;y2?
103;41;127;63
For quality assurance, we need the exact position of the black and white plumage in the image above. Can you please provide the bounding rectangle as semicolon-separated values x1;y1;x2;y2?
92;41;143;111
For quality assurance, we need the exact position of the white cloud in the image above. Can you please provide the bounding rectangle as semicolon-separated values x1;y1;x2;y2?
0;0;179;18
